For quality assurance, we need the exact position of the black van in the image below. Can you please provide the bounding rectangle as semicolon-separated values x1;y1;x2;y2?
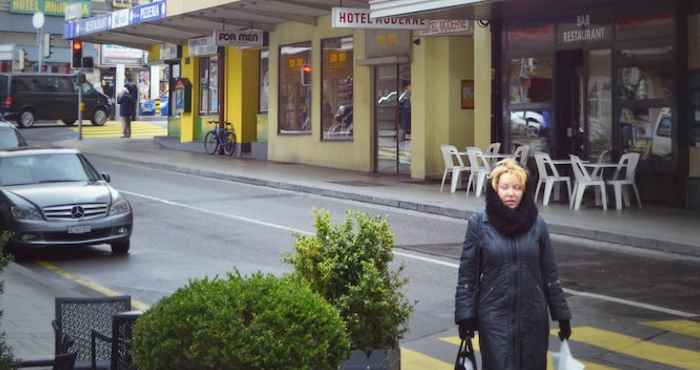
0;73;112;128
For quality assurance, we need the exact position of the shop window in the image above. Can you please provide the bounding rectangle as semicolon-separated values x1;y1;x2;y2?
587;49;613;160
506;24;554;52
616;47;673;162
199;56;219;115
615;13;673;41
279;41;312;134
321;37;353;141
509;57;553;104
259;49;269;113
510;109;551;153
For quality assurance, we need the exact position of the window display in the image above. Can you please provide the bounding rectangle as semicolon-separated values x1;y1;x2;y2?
199;56;219;115
321;37;353;141
509;57;553;104
279;42;312;134
259;49;269;113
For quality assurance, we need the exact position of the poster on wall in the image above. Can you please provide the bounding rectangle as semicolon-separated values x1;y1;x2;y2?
461;80;474;110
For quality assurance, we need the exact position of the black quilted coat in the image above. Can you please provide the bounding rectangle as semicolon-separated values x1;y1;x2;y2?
454;209;571;370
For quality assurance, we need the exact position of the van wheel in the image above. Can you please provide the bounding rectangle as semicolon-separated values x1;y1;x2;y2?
91;108;108;126
18;109;35;128
62;119;76;126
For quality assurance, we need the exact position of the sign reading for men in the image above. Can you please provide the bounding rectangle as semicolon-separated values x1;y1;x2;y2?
214;30;263;48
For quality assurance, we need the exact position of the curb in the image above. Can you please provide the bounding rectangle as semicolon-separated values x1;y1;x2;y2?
86;152;700;258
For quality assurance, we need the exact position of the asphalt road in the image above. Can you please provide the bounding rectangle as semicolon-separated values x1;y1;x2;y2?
13;126;700;369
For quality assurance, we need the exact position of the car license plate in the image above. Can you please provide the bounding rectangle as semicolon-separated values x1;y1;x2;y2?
67;225;92;234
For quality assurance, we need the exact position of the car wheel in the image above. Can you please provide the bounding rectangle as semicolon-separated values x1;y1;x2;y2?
110;240;130;255
91;108;108;126
62;119;76;126
19;109;35;128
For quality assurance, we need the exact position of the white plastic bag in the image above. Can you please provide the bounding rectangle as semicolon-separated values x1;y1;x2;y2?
552;340;585;370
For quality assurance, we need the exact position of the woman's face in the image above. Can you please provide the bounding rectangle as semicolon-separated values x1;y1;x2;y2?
497;172;524;209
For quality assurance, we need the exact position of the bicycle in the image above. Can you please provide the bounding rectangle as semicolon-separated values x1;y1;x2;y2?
203;120;237;156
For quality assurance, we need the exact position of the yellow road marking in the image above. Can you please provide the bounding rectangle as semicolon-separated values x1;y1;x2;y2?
440;335;616;370
71;121;166;139
569;326;700;370
643;320;700;340
401;348;453;370
37;261;149;311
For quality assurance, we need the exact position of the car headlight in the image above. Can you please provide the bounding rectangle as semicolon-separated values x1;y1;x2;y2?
10;205;43;220
110;198;131;216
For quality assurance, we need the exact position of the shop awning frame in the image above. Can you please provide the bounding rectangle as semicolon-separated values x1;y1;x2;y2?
66;0;372;50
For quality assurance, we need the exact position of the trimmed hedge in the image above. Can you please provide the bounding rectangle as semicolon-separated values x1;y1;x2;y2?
131;272;350;370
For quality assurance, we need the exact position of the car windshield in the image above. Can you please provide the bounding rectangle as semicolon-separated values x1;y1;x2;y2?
0;153;99;186
0;128;19;149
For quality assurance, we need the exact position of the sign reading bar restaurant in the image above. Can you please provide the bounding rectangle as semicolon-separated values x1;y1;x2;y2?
214;29;263;48
11;0;90;17
558;14;612;46
332;7;427;30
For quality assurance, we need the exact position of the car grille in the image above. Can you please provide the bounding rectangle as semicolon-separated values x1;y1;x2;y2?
42;203;109;221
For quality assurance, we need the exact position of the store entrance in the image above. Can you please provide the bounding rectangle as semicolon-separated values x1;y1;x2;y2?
374;64;411;175
555;49;613;161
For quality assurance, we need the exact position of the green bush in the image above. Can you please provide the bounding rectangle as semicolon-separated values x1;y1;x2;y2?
286;210;414;352
0;232;15;370
131;272;350;370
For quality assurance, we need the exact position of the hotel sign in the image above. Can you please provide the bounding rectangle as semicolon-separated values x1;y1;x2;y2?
332;7;427;30
11;0;90;17
558;14;611;46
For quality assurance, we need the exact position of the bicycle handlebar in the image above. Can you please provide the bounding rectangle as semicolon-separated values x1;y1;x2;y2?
208;120;232;126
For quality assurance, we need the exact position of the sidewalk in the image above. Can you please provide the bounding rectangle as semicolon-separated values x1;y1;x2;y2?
0;263;84;363
61;137;700;257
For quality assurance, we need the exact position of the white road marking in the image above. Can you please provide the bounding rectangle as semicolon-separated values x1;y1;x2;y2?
121;189;699;319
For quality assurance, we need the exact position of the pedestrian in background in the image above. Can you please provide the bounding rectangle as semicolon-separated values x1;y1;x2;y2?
455;158;571;370
125;79;138;122
117;86;133;138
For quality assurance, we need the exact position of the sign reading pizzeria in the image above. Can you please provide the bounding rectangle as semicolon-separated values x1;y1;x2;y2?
332;7;427;30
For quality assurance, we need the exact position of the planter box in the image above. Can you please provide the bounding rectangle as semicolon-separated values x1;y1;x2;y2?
340;347;401;370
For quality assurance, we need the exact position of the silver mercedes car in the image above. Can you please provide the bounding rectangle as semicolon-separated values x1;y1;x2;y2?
0;148;133;255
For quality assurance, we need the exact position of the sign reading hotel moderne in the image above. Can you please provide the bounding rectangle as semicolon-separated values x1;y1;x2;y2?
332;7;427;30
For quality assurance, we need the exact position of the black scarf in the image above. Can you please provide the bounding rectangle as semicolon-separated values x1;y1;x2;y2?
485;176;539;237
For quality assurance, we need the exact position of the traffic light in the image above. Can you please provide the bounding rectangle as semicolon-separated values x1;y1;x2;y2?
72;39;83;68
300;64;312;86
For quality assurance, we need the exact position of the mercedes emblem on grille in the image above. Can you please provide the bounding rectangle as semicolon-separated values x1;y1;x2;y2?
71;206;85;219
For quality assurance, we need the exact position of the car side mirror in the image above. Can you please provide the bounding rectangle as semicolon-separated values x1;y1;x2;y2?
101;173;111;183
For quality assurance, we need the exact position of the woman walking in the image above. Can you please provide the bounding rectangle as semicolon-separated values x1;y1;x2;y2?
455;158;571;370
117;86;133;138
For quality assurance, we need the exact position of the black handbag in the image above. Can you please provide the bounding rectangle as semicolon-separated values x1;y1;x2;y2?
454;337;478;370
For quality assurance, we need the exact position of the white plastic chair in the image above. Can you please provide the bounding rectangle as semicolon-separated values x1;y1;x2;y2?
607;152;642;210
570;155;607;211
440;144;471;193
465;148;491;197
485;142;501;155
591;150;611;180
534;153;572;207
513;145;530;168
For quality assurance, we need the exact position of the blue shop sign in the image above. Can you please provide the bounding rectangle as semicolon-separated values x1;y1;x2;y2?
64;0;165;39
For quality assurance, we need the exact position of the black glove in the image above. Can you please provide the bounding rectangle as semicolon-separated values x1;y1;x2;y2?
558;320;571;341
458;319;477;340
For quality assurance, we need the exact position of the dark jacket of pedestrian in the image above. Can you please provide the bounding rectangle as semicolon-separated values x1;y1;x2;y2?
455;159;571;370
125;83;138;120
117;90;134;118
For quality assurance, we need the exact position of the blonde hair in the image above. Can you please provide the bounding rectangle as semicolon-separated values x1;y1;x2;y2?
489;158;528;190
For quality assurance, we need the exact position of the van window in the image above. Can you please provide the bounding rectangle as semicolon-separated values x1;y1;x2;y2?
13;77;34;92
55;78;74;93
0;76;7;96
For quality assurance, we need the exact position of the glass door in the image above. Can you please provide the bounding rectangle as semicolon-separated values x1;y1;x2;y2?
374;64;411;175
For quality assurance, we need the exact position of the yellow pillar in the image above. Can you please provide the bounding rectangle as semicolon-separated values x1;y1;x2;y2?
225;48;260;145
180;46;199;143
474;25;492;148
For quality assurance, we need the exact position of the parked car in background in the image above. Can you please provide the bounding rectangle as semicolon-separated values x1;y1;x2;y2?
0;118;26;150
0;148;133;256
0;73;112;128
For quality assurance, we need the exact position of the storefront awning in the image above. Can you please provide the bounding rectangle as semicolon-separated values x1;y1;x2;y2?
369;0;505;20
64;0;371;50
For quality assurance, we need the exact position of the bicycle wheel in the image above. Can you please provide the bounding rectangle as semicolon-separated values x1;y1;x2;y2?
224;131;237;156
203;131;219;155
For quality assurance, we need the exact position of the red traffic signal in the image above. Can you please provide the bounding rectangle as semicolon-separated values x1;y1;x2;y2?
72;40;83;68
